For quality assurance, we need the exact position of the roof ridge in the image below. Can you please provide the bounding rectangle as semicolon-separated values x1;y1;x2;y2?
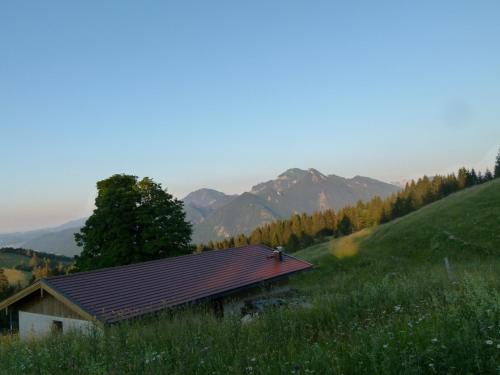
45;244;276;281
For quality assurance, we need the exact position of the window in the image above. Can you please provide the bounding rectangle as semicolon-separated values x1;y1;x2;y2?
52;320;63;333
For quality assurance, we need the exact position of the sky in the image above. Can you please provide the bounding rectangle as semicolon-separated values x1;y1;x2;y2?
1;0;499;232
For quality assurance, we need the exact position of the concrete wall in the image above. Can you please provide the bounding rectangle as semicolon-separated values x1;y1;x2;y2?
19;311;95;340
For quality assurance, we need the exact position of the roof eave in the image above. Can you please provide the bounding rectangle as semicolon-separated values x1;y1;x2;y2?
0;279;104;327
105;264;312;324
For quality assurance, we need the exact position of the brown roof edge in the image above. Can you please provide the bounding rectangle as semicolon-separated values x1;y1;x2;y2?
41;280;105;325
0;281;42;312
45;244;311;282
0;280;103;325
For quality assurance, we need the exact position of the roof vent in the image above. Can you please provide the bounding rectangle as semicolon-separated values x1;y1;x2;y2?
273;247;284;262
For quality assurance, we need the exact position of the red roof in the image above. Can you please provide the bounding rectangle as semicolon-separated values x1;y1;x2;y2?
43;245;312;323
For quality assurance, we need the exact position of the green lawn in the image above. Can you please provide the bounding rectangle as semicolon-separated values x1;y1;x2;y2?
0;180;499;374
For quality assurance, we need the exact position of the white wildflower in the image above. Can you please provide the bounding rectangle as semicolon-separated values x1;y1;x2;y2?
485;340;493;345
431;338;438;343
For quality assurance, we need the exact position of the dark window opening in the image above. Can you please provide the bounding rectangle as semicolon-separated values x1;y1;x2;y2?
52;320;63;333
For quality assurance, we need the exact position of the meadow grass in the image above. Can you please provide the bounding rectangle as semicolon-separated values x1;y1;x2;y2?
0;180;499;374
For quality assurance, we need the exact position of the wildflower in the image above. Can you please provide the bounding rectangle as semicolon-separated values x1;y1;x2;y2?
394;305;401;312
431;338;438;343
496;344;500;349
250;357;256;362
428;363;434;367
383;344;388;349
485;340;493;345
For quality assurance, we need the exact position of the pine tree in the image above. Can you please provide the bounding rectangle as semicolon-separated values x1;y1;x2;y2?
235;234;248;247
249;228;263;244
271;232;280;247
457;167;468;188
286;234;300;252
337;215;354;236
484;169;493;181
495;149;500;178
300;233;314;247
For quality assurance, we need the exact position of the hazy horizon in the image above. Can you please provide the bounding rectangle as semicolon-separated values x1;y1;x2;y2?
1;1;499;232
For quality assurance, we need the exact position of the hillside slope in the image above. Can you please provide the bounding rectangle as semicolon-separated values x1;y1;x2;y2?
325;178;499;262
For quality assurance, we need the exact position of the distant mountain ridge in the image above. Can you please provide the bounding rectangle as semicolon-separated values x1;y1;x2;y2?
0;168;399;254
0;218;86;257
183;189;237;224
187;168;400;243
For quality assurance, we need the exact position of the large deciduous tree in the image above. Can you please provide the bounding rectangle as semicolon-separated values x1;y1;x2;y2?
75;174;192;271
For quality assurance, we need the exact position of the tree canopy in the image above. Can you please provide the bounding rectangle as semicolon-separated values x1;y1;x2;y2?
75;174;192;271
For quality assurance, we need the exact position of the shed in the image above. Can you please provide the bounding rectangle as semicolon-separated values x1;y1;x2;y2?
0;245;311;339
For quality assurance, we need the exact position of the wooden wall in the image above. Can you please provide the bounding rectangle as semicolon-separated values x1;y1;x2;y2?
16;292;84;320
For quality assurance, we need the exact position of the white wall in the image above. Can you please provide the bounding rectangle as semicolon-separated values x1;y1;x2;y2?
19;311;96;340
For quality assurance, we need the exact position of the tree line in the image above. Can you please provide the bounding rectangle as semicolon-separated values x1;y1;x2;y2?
199;156;500;253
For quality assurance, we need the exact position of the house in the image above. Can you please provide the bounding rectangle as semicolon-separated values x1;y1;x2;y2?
0;245;312;339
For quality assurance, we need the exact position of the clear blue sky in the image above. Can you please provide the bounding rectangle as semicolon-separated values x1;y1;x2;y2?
1;1;499;232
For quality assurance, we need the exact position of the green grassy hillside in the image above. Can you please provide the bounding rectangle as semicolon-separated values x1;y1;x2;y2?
0;180;499;374
298;177;500;268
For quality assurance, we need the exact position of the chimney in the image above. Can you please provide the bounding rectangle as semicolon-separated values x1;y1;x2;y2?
273;247;284;262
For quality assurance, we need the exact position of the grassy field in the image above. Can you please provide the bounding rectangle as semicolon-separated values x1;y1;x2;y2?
0;253;32;287
0;180;499;374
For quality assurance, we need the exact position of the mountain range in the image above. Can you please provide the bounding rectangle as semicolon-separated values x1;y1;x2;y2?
185;168;399;243
0;168;399;256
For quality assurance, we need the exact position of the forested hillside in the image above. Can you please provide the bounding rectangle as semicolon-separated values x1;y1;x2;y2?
202;166;496;252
